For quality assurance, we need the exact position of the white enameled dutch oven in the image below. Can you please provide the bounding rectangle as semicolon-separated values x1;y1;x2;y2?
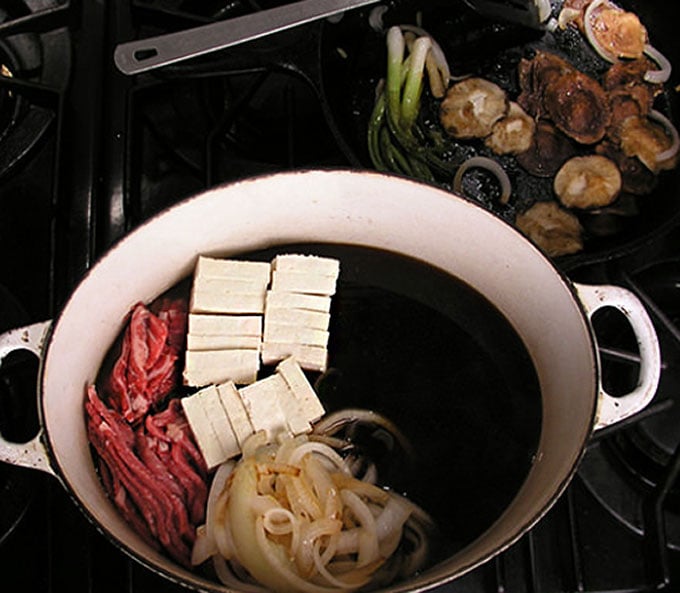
0;170;661;592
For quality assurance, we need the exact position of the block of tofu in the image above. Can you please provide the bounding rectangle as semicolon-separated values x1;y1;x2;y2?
238;374;290;439
188;313;262;337
190;257;270;314
193;276;269;294
276;357;325;429
265;291;332;313
183;349;260;386
272;254;340;277
264;307;331;331
190;291;266;315
270;270;338;296
217;381;255;447
263;323;329;347
186;334;261;351
181;385;240;469
261;342;328;372
195;256;271;283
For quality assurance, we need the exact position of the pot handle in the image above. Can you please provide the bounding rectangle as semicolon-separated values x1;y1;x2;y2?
573;283;661;431
0;321;56;476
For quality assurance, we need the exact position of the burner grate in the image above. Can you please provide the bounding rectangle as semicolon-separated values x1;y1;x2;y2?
1;0;680;592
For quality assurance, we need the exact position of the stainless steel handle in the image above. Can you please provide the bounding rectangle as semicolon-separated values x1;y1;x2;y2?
114;0;381;76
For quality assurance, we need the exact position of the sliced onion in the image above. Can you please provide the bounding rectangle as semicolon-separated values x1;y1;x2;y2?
535;0;552;23
648;109;680;163
253;516;342;593
263;508;298;536
341;489;380;567
304;455;342;519
453;156;512;204
583;0;618;63
212;555;267;592
288;441;350;473
643;44;672;84
557;6;580;29
191;524;217;566
368;5;388;32
204;460;235;556
206;461;234;525
209;431;434;591
313;408;415;461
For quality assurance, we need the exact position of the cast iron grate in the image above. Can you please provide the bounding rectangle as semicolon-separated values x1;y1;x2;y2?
1;0;679;592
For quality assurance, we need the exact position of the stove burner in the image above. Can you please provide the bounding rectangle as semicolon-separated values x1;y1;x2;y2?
0;0;70;178
133;68;343;221
578;258;680;551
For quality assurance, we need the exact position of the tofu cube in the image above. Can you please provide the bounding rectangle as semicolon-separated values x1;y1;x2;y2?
264;307;331;331
190;256;270;314
276;357;325;431
263;323;329;348
238;374;291;439
270;270;338;296
272;254;340;277
188;313;262;337
217;381;255;447
191;292;266;315
183;349;260;386
265;291;332;313
181;385;239;469
194;256;271;283
186;334;261;351
261;343;328;372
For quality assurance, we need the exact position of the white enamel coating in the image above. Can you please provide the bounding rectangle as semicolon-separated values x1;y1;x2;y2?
0;320;54;475
575;283;661;429
0;171;661;592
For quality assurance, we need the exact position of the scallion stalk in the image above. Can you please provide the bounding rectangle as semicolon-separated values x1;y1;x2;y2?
400;36;431;131
386;26;405;131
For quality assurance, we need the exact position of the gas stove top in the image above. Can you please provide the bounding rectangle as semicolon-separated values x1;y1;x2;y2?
1;1;679;592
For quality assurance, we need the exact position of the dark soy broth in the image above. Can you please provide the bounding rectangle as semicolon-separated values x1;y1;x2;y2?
243;243;543;558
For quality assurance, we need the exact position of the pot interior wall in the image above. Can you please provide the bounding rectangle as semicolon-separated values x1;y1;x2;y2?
40;171;598;590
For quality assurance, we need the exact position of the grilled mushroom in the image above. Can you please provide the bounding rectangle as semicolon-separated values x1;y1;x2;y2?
585;0;648;61
542;69;611;145
439;77;508;139
516;121;578;177
596;139;658;195
553;155;622;209
613;114;679;173
485;102;536;155
515;201;584;257
518;51;611;145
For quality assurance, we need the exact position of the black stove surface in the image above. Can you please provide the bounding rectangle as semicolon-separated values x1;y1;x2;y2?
1;1;680;592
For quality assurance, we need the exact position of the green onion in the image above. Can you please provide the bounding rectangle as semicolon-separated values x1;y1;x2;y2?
400;36;431;131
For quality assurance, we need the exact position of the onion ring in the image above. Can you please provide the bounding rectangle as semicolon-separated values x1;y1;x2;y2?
557;6;580;29
584;0;618;63
368;5;388;32
453;156;512;204
648;109;680;164
643;44;672;84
